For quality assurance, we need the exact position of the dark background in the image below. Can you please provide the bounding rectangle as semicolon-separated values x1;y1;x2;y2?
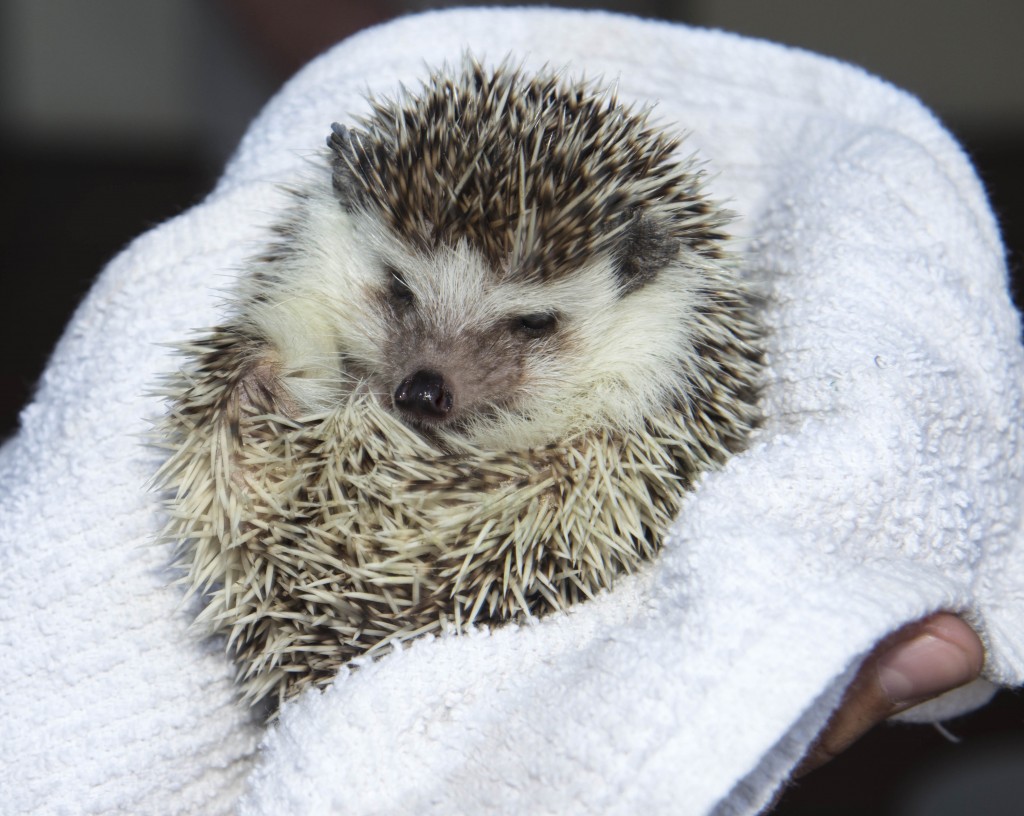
1;2;1022;813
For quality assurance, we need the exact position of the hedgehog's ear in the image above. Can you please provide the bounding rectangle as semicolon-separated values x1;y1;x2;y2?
614;211;681;295
327;123;363;212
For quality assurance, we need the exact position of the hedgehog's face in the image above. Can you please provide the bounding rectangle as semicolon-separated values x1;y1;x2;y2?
375;249;562;436
363;235;702;451
248;194;707;450
368;239;583;443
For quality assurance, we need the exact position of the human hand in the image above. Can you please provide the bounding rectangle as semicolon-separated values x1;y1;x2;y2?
795;613;985;776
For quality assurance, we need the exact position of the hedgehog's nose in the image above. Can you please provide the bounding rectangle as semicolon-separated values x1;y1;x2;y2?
393;370;453;420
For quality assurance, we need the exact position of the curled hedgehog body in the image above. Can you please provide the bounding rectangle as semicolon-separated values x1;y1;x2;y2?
157;59;763;708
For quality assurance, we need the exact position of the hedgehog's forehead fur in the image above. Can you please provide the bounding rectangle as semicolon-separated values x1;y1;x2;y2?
329;58;730;283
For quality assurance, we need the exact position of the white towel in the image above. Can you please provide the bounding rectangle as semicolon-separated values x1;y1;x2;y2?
1;8;1021;815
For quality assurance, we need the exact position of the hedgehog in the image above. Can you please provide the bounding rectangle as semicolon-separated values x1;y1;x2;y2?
155;58;763;709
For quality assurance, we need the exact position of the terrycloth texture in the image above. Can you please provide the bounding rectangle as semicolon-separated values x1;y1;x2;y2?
1;8;1022;815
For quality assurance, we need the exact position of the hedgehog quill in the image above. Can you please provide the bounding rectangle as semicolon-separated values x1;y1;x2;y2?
156;59;763;709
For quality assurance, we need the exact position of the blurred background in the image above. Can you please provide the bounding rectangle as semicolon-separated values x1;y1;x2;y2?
1;2;1021;813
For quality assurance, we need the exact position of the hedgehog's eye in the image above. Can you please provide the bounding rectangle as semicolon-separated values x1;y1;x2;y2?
514;312;558;338
386;268;414;308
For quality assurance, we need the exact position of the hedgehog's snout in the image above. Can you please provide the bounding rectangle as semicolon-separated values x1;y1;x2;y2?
393;369;453;421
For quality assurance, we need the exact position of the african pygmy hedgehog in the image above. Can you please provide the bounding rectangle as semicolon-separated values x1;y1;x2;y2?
156;58;763;708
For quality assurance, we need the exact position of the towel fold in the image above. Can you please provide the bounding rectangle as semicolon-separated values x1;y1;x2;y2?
1;8;1021;815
